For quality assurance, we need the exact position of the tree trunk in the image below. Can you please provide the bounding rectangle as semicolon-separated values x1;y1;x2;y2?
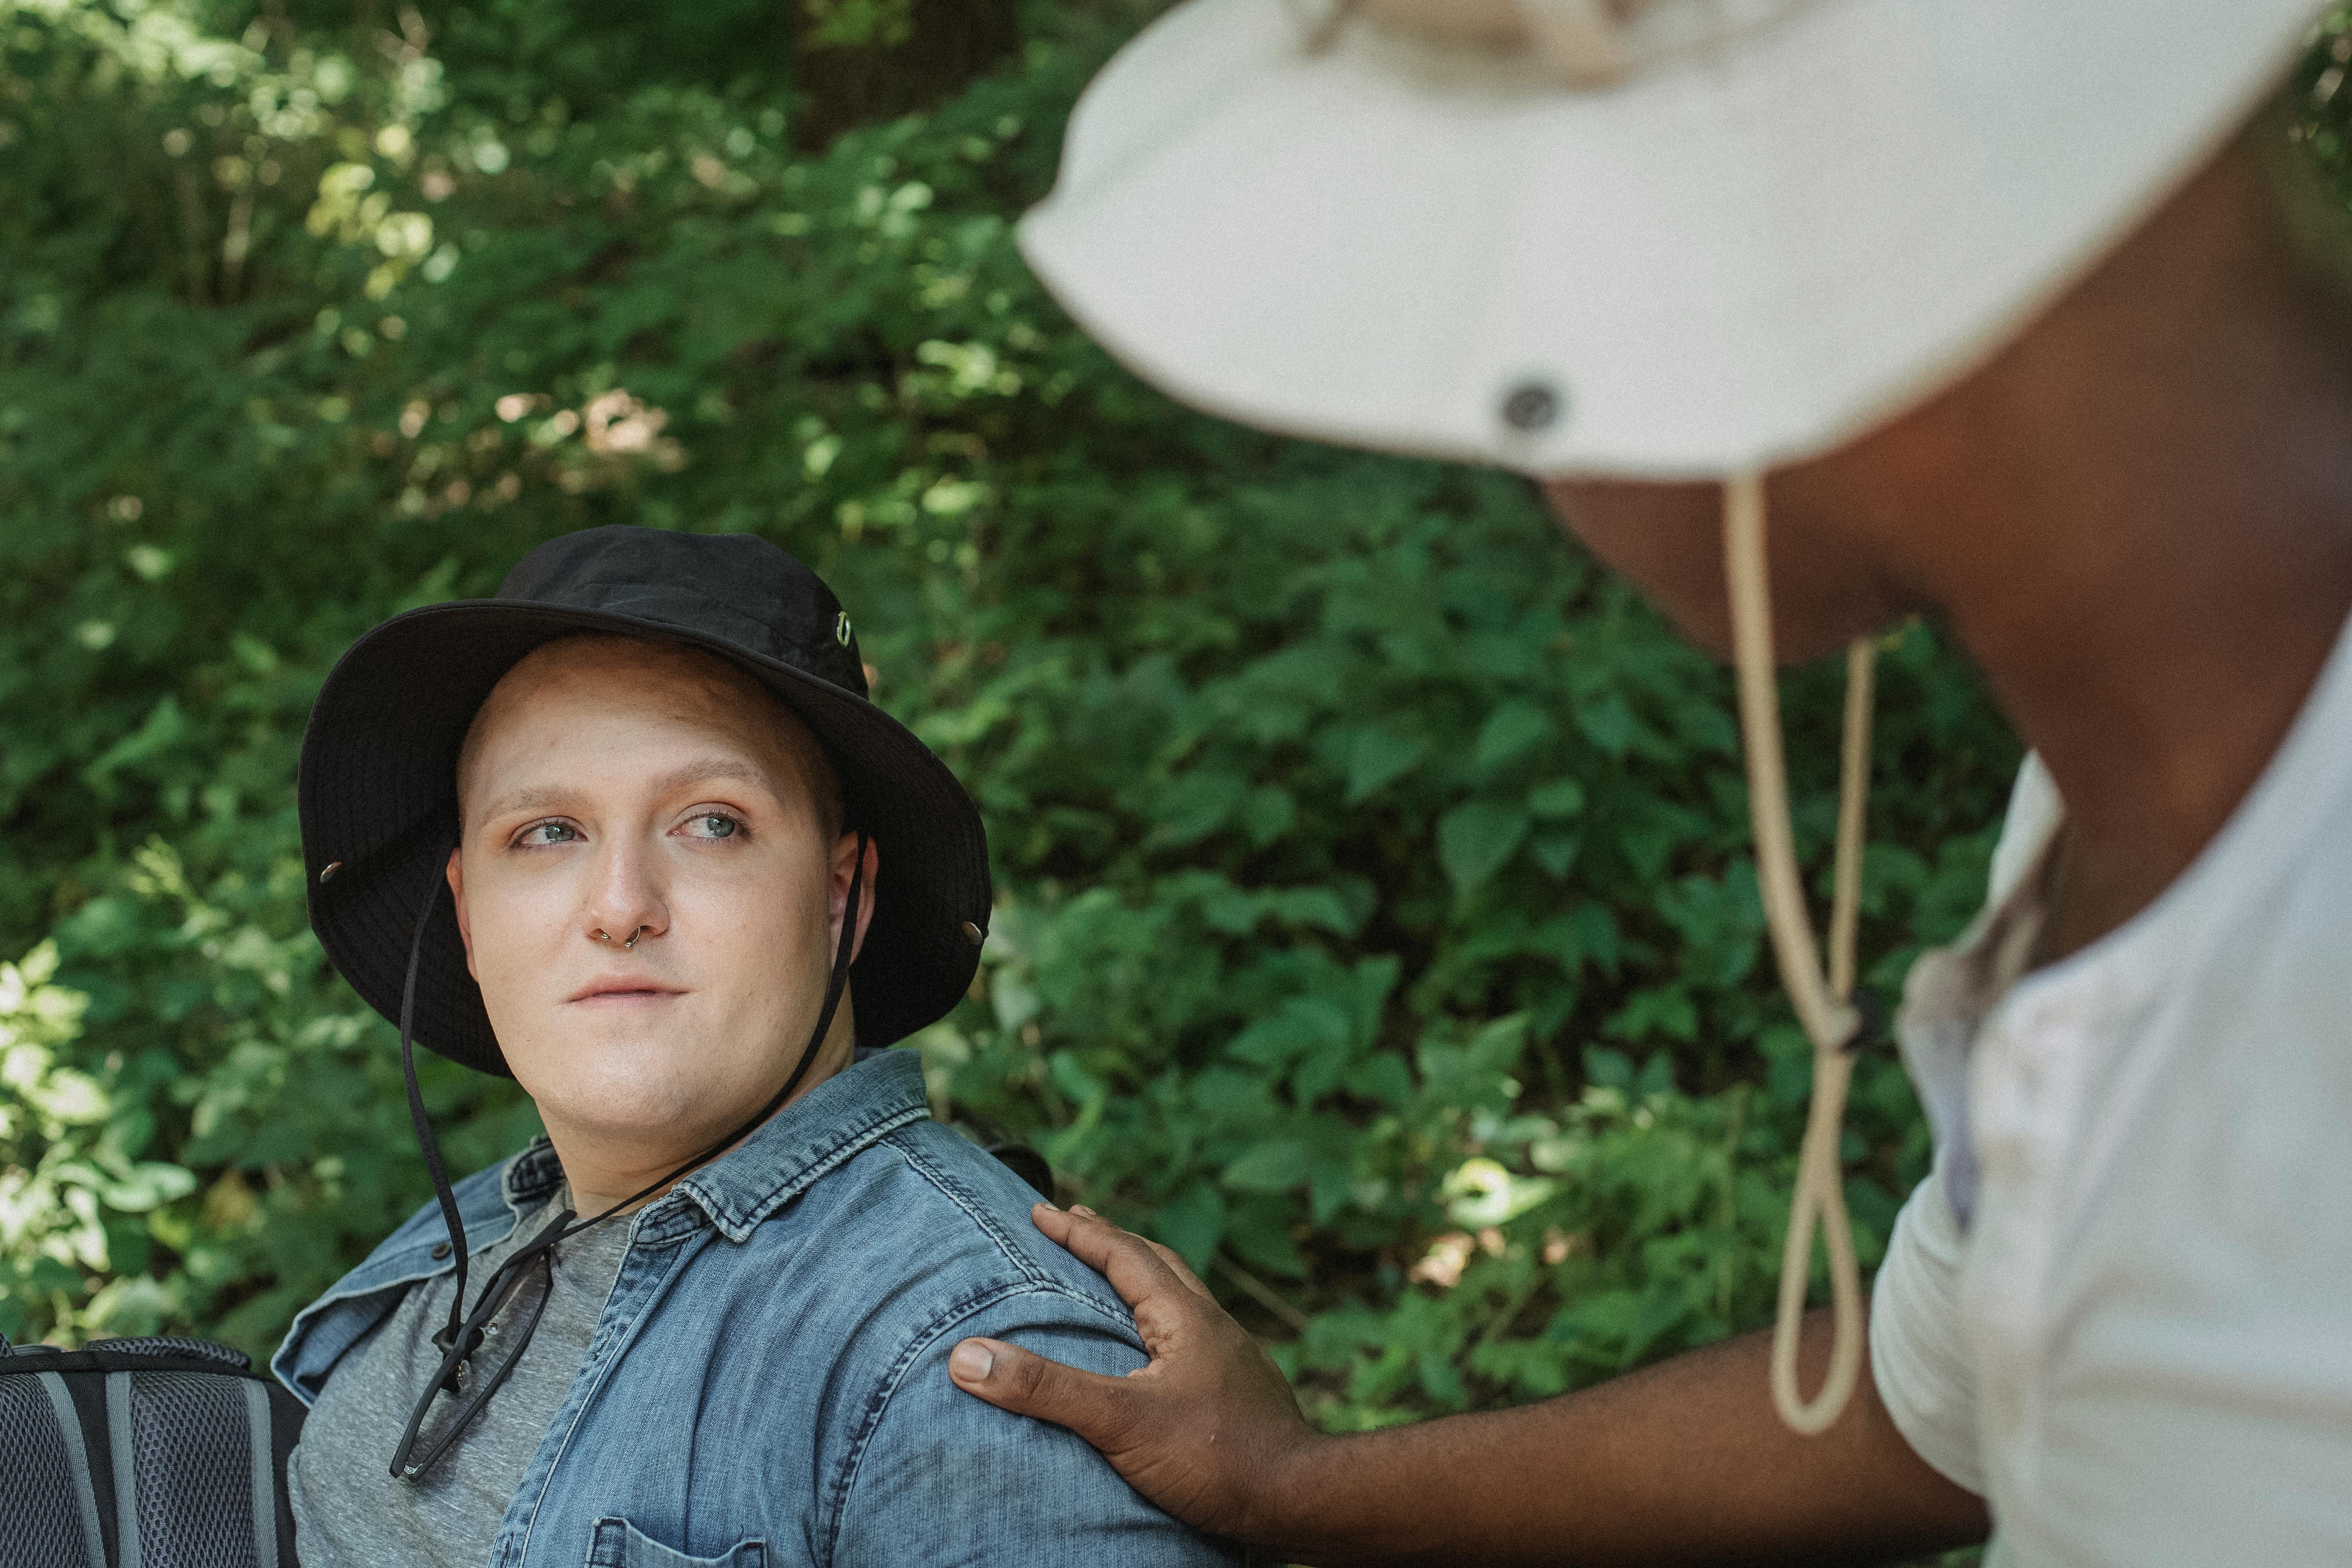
791;0;1021;153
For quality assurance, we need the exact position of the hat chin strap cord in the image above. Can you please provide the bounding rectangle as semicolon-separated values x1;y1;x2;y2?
1724;473;1876;1436
392;831;868;1436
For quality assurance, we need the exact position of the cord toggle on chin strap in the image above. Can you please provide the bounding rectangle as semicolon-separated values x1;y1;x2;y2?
1723;472;1877;1437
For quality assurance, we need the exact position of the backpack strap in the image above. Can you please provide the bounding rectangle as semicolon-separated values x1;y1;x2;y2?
104;1373;140;1568
100;1365;285;1568
38;1368;109;1568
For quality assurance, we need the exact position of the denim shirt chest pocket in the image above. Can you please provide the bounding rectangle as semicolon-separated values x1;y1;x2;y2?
587;1517;767;1568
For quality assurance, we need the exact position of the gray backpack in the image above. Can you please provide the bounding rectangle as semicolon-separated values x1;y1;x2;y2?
0;1331;302;1568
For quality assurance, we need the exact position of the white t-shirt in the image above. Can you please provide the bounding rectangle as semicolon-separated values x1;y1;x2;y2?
1870;613;2352;1565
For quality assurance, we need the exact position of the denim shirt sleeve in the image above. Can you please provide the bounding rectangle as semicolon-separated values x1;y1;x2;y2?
826;1288;1241;1568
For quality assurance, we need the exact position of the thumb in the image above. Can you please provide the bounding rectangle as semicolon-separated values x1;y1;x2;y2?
949;1336;1138;1447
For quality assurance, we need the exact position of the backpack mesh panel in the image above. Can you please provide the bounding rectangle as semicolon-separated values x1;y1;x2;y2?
129;1372;261;1568
90;1339;250;1372
0;1377;101;1568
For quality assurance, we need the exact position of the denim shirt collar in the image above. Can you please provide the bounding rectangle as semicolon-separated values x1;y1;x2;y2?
500;1137;567;1212
273;1048;933;1402
633;1048;931;1245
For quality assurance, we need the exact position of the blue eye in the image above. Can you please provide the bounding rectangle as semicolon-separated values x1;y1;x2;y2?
521;822;577;846
689;813;739;839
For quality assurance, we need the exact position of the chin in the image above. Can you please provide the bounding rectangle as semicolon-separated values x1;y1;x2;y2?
511;1044;734;1140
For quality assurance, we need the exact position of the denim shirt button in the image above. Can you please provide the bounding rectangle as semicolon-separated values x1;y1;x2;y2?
431;1241;453;1260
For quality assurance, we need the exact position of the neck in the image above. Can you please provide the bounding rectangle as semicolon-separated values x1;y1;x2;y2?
1871;144;2352;954
547;997;860;1219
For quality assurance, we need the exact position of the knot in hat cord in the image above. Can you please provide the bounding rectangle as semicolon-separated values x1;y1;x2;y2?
387;831;870;1480
1725;472;1875;1436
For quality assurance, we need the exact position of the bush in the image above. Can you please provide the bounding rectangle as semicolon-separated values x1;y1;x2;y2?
5;0;2043;1427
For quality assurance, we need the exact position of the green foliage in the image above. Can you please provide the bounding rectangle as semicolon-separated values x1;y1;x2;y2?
0;0;2037;1430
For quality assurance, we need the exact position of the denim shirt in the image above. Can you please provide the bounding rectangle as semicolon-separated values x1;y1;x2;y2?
275;1051;1239;1568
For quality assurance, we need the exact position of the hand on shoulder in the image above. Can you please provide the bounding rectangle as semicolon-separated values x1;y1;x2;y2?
948;1204;1325;1545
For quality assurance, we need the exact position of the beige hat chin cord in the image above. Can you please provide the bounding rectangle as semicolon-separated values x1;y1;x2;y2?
1724;472;1875;1435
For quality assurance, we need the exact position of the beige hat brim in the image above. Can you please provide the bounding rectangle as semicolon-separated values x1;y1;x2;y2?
1020;0;2321;479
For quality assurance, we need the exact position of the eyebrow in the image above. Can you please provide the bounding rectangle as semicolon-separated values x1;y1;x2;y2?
474;757;777;824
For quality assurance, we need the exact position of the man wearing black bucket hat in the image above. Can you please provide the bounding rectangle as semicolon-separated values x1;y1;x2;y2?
269;527;1236;1568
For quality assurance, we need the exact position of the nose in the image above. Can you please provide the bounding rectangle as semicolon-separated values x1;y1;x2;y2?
583;835;668;953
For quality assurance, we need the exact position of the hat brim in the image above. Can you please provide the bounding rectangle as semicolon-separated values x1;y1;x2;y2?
1018;0;2319;479
299;601;989;1076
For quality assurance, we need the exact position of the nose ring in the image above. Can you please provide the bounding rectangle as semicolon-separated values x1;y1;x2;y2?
593;926;646;949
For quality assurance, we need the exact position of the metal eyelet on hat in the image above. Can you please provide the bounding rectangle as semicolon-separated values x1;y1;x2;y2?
319;861;343;884
835;610;853;647
960;920;985;946
1500;378;1564;434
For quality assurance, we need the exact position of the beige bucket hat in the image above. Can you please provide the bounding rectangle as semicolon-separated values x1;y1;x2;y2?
1022;0;2320;479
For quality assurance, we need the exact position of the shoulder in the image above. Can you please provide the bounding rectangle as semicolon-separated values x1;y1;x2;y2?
722;1119;1144;1407
797;1118;1139;1336
771;1129;1231;1562
808;1139;1236;1565
825;1291;1239;1567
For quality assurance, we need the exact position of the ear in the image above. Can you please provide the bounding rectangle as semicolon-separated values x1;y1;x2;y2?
446;846;479;982
828;833;880;965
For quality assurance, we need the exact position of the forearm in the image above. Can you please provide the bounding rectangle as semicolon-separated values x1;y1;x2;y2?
1253;1309;1988;1567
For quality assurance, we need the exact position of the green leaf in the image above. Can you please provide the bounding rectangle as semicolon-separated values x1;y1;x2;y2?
1436;802;1530;895
1471;701;1553;774
1343;726;1429;805
83;697;187;786
1153;770;1249;845
1583;1047;1635;1089
1343;1052;1413;1109
1269;886;1358;935
1238;784;1297;846
1291;1039;1353;1105
1152;1183;1225;1272
1229;997;1351;1069
1604;987;1699;1044
1573;692;1638;757
1530;834;1579;878
1223;1199;1308;1278
1223;1139;1312;1192
1526;779;1585;818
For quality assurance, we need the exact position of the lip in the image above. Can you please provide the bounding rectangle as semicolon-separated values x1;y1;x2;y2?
565;974;687;1005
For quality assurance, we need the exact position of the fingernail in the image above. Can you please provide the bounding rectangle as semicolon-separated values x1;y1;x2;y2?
949;1341;994;1383
1071;1204;1097;1218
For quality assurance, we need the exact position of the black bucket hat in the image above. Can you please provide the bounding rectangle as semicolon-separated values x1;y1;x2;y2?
298;526;991;1076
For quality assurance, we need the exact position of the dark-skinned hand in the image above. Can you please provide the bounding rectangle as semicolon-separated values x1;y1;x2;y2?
947;1203;1320;1543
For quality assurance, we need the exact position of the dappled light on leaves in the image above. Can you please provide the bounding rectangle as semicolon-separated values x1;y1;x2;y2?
0;0;2045;1418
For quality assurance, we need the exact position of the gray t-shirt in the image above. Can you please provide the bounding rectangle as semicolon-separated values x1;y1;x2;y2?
287;1189;631;1568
